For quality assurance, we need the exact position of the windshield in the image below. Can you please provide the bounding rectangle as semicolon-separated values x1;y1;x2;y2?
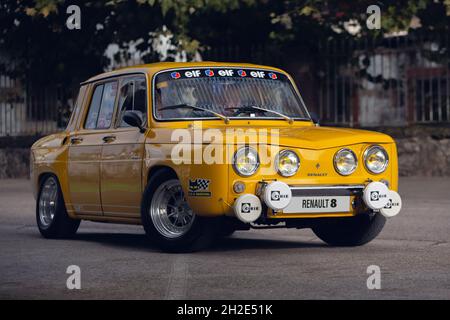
154;68;310;121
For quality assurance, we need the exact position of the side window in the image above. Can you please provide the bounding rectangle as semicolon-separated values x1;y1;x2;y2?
85;85;104;129
84;81;118;129
66;85;87;131
116;76;147;127
97;81;118;129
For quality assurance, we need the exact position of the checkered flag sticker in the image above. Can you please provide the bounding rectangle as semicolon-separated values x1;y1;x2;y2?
189;178;210;192
196;179;210;190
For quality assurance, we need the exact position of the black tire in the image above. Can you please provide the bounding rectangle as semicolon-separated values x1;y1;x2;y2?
141;169;216;253
216;216;245;237
36;175;80;238
218;225;236;237
312;213;386;246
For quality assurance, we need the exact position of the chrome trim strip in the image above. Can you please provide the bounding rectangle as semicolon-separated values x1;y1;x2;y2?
289;185;365;197
256;183;365;199
288;185;365;190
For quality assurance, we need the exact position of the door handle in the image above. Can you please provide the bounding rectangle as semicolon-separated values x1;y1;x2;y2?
102;135;116;143
70;137;83;144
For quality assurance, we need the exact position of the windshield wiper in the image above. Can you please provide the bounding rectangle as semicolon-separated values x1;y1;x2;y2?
230;105;294;124
159;104;230;124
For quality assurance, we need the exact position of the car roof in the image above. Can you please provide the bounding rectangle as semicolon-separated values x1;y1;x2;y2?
81;61;287;85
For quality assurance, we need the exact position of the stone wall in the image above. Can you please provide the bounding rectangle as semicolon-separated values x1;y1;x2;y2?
0;148;30;179
378;126;450;177
1;126;449;178
397;137;450;176
0;136;38;179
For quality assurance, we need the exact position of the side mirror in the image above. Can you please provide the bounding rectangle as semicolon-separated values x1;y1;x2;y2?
310;112;320;126
123;111;146;133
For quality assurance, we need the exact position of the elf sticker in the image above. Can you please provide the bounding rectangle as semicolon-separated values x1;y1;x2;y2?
170;72;181;79
204;69;214;77
237;70;247;77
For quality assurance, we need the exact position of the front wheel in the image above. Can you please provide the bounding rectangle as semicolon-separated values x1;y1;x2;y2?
141;169;215;252
36;175;80;238
312;213;386;246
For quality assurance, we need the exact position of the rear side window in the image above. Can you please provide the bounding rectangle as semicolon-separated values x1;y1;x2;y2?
85;85;103;129
85;81;118;129
116;76;147;127
66;85;87;131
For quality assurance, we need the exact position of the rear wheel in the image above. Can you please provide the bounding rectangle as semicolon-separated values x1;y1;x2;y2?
141;169;215;252
36;175;80;238
312;213;386;246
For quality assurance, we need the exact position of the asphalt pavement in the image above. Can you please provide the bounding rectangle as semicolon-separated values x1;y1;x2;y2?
0;178;449;299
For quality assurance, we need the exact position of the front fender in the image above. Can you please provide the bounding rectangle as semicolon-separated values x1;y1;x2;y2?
144;143;230;217
31;133;72;216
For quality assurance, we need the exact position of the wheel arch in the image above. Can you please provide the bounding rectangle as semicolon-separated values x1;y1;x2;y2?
38;171;55;185
146;165;179;183
36;171;76;218
34;171;58;198
143;165;192;211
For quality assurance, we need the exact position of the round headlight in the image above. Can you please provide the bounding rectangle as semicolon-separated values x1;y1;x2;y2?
334;148;357;176
364;145;389;174
233;146;259;176
275;150;300;177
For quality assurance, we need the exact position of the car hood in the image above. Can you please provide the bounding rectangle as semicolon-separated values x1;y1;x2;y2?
194;125;395;150
271;126;394;149
150;124;394;150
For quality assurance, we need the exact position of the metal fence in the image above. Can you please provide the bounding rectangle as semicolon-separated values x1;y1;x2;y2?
1;31;449;137
0;76;73;137
317;32;450;127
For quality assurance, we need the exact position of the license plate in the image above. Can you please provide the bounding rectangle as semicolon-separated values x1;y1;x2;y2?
283;196;351;214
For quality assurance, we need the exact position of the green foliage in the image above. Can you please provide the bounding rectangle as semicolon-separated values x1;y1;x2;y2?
0;0;448;89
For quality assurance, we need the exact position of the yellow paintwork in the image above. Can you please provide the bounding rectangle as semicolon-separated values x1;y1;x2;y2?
31;62;398;224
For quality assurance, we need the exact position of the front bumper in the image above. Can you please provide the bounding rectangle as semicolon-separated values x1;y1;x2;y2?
232;181;401;222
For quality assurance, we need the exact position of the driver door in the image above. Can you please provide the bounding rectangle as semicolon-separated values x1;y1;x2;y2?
68;80;118;215
99;75;147;217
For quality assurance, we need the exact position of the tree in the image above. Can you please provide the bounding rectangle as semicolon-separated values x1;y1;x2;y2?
1;0;448;89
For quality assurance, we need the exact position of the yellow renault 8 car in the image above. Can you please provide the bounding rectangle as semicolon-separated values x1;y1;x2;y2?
31;62;402;252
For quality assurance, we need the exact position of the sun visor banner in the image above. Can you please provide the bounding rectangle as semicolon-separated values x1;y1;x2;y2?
157;68;287;81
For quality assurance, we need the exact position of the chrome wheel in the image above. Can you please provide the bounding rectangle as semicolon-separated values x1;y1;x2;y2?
38;176;58;229
150;179;195;239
